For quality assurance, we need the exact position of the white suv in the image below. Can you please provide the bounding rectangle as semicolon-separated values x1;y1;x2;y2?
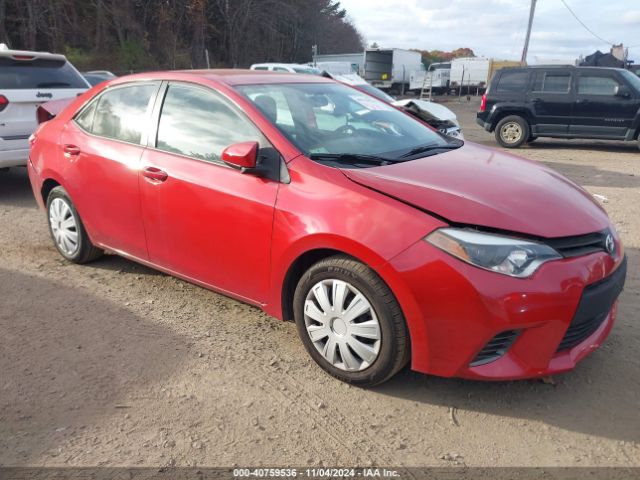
0;44;89;169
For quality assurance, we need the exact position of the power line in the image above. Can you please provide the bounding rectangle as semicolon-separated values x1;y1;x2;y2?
560;0;614;46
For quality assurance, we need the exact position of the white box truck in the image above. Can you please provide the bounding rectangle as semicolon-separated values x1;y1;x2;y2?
363;48;423;93
409;62;451;95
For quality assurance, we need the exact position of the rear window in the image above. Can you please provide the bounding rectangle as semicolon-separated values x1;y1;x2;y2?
495;70;529;93
0;58;88;89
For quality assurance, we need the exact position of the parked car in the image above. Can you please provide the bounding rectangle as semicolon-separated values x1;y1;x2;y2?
392;99;463;140
322;72;463;140
82;70;117;86
477;65;640;148
29;70;626;386
250;63;321;75
0;43;89;170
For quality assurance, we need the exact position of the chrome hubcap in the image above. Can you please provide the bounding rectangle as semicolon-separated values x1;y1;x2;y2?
500;122;523;144
49;198;79;256
304;279;381;372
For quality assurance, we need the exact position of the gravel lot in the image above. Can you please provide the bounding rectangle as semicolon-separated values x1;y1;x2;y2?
1;98;638;468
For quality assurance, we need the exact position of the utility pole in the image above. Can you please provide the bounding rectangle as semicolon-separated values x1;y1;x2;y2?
521;0;537;63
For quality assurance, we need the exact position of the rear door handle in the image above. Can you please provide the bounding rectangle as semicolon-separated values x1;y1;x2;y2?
142;166;168;182
63;144;81;157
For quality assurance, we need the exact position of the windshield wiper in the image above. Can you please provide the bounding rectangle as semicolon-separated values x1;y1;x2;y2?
400;140;463;158
309;153;399;166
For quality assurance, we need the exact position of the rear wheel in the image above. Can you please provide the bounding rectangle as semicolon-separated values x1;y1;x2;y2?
293;255;409;387
495;115;529;148
46;186;103;264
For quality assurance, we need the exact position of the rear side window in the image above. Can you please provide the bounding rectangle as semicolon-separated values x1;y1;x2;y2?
495;70;529;93
76;84;157;144
578;75;620;95
0;58;88;89
532;72;571;93
155;83;262;163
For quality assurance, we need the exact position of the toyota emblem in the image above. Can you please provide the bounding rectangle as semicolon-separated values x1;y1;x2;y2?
605;234;615;256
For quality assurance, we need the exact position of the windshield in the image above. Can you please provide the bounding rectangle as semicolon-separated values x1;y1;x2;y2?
0;58;88;89
238;82;456;163
355;84;395;103
292;66;322;75
620;69;640;92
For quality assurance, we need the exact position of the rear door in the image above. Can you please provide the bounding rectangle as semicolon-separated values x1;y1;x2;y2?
0;56;88;159
527;69;574;135
60;82;160;259
571;70;636;138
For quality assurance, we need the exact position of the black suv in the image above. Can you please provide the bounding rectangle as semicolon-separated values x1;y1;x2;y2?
477;65;640;148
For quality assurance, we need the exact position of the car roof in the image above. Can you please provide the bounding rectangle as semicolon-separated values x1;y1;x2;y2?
108;69;332;86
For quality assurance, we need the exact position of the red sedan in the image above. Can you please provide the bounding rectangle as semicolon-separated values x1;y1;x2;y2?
28;70;626;386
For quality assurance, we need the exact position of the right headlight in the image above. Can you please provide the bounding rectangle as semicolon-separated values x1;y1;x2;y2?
426;228;562;278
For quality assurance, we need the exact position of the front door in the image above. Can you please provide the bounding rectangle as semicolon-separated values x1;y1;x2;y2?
571;70;639;138
139;82;280;303
527;69;574;135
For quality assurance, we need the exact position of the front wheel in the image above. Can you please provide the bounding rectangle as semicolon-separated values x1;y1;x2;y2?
495;115;530;148
46;186;103;263
293;255;409;387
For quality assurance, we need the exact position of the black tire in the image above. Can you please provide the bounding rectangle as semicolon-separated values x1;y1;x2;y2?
293;255;410;387
495;115;530;148
46;186;103;264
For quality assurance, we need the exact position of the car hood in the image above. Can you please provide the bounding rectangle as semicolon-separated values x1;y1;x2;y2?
341;142;610;238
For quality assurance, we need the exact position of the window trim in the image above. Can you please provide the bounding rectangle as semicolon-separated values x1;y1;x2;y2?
72;81;162;147
148;80;277;170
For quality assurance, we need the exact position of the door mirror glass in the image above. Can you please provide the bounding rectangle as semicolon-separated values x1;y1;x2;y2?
221;141;258;170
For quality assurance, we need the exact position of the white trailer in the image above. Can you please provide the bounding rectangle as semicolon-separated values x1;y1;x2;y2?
363;48;423;93
450;57;523;93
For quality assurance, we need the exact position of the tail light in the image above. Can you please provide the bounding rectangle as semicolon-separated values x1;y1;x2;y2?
36;105;54;124
479;93;487;113
0;94;8;112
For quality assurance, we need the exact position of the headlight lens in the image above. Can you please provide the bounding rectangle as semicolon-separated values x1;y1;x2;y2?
426;228;562;278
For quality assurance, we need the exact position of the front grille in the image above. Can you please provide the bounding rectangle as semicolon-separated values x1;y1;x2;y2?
470;330;520;366
557;256;627;352
545;229;611;258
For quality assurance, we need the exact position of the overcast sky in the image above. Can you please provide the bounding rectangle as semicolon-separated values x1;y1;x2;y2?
339;0;640;63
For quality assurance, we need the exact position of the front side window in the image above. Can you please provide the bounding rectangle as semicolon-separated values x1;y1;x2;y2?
238;82;456;163
156;83;262;163
532;72;571;93
77;84;157;144
496;70;529;93
578;75;620;95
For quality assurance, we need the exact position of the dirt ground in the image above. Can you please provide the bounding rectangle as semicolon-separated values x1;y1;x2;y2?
1;98;639;469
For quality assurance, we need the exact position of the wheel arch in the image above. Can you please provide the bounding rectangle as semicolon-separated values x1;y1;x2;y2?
489;107;534;131
41;178;61;205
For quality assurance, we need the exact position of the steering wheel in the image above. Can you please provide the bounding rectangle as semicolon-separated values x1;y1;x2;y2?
334;124;357;136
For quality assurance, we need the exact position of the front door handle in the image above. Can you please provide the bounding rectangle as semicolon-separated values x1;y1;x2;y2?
576;99;590;104
142;166;168;182
63;144;81;157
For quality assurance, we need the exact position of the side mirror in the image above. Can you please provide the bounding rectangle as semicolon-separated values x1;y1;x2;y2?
614;85;631;98
222;141;258;171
